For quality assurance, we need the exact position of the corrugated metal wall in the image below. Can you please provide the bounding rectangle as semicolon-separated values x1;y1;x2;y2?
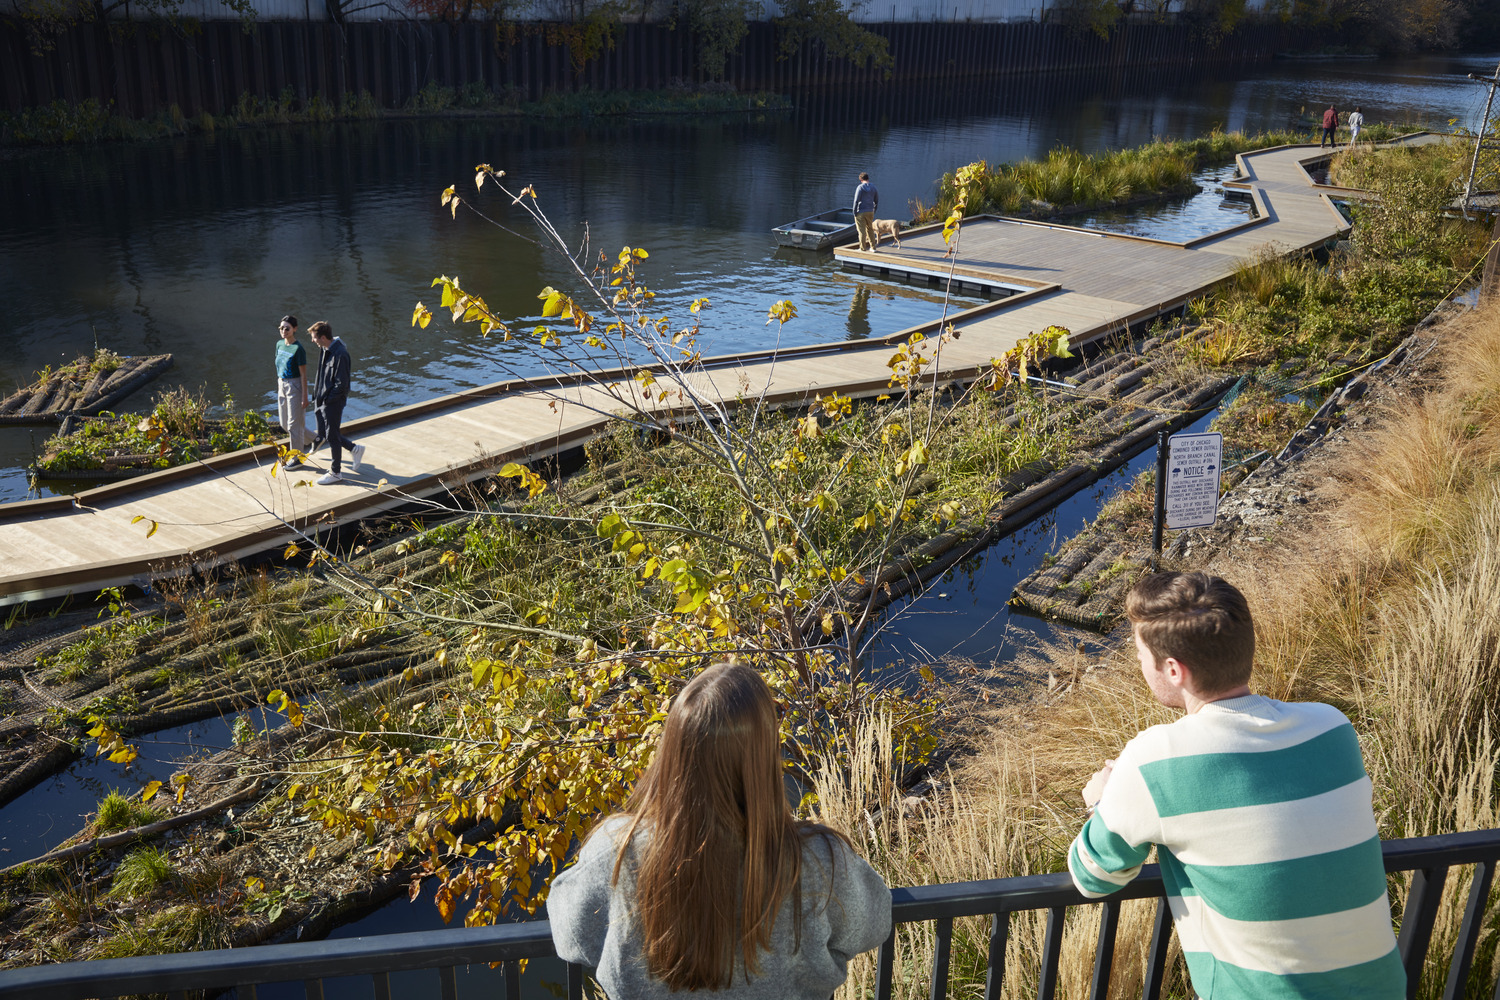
0;18;1285;116
0;0;1279;21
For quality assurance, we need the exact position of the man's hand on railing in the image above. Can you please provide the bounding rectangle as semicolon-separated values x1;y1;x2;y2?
1081;758;1115;816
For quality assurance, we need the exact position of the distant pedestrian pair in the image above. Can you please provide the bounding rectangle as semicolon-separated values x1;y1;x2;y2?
1320;105;1364;147
275;317;366;486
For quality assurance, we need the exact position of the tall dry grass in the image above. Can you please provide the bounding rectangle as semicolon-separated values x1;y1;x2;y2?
816;301;1500;998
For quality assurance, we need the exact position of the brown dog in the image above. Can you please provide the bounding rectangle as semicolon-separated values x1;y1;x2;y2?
871;219;903;250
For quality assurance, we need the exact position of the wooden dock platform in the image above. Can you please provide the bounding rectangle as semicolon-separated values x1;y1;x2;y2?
0;141;1430;604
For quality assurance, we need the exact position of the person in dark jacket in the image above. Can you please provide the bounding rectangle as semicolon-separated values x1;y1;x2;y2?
852;172;879;252
1321;105;1339;148
308;321;365;485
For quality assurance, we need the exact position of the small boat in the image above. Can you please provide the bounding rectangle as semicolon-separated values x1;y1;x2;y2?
773;208;858;251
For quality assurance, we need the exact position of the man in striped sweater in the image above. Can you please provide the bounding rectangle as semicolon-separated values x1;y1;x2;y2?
1069;572;1404;999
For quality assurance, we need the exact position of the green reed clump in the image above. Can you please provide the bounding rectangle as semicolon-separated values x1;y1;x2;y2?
108;846;179;900
915;130;1312;223
94;791;164;834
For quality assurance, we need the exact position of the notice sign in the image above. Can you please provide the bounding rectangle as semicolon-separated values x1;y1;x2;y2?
1165;432;1223;530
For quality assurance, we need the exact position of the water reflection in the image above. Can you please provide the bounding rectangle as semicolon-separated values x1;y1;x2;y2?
0;707;279;862
847;284;872;339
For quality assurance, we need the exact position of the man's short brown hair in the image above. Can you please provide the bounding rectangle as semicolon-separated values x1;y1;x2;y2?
308;320;333;341
1125;572;1254;694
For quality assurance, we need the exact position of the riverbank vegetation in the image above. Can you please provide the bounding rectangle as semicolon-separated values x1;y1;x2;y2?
830;133;1500;998
32;386;270;479
912;125;1428;225
0;83;792;147
1008;132;1487;627
1052;0;1498;51
830;296;1500;998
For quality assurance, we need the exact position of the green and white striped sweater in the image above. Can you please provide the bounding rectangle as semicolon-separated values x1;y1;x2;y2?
1068;695;1404;999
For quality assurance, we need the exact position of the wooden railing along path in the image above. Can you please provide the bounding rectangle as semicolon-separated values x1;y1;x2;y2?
0;139;1434;604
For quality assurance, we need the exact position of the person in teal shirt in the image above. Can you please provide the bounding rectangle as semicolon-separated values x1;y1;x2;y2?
275;315;310;468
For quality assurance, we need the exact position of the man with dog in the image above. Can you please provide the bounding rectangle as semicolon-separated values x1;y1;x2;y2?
853;171;879;252
1069;571;1403;999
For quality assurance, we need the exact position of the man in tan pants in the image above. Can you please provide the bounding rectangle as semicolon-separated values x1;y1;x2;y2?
853;171;878;252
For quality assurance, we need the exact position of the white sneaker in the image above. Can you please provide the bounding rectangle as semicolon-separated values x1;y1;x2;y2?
317;471;342;485
349;444;366;474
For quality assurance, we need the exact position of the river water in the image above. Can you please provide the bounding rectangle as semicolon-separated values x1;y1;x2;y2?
0;52;1496;971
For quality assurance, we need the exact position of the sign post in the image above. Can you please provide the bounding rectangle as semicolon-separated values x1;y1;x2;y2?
1165;431;1224;530
1149;431;1224;570
1150;430;1167;570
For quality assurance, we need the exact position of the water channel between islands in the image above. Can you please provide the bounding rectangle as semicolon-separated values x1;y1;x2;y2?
2;48;1500;971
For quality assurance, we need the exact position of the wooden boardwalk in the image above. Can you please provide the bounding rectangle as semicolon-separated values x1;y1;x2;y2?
0;141;1420;603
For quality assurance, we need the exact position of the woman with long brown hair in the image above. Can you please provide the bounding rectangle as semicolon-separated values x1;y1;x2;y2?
548;661;891;998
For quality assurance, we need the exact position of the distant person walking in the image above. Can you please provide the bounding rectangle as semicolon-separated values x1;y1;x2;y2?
1348;106;1365;145
1321;104;1339;148
308;321;365;486
274;315;311;469
853;172;879;252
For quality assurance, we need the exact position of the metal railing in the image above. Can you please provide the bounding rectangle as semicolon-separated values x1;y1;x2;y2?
2;829;1498;1000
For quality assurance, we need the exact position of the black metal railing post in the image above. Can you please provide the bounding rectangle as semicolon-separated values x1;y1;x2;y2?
1141;896;1174;1000
1399;865;1450;998
1088;899;1120;1000
1444;859;1495;1000
1037;907;1066;1000
983;911;1009;1000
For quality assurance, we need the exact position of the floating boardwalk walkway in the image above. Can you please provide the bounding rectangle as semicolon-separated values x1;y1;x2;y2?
0;140;1431;603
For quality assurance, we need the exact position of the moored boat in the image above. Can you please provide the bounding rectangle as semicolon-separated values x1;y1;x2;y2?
772;208;857;251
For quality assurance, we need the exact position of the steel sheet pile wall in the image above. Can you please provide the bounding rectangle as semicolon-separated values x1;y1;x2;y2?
0;19;1283;116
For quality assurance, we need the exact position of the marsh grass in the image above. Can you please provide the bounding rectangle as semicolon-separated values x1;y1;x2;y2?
94;791;164;834
401;384;1078;645
914;131;1310;224
94;902;237;958
108;846;178;900
1208;384;1315;458
818;303;1500;997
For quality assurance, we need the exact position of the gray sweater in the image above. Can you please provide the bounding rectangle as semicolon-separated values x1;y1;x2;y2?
548;816;892;999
